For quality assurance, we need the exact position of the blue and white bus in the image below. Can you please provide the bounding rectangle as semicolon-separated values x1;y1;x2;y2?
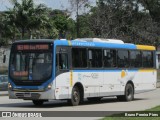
8;38;157;106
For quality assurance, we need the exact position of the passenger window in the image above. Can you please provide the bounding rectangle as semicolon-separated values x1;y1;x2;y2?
117;50;129;68
130;51;142;68
142;51;153;68
103;49;117;67
72;48;87;68
88;49;102;68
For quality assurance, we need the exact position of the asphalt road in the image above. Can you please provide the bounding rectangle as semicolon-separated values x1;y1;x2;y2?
0;88;160;120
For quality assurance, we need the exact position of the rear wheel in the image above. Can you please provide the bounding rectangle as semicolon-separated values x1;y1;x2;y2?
117;83;134;101
32;100;44;106
68;86;80;106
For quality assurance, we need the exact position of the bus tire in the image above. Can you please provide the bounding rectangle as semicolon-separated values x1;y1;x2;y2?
117;83;134;101
87;97;102;102
125;83;134;101
68;86;80;106
32;100;44;106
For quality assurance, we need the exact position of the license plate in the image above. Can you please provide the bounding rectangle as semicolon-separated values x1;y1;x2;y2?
24;93;31;97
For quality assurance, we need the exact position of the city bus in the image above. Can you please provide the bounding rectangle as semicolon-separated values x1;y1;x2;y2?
8;38;157;106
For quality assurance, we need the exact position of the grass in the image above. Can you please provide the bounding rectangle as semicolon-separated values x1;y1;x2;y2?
102;105;160;120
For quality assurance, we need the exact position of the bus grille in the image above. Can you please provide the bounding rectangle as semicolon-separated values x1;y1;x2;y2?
15;93;40;99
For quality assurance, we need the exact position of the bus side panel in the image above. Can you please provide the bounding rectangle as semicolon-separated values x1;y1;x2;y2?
119;70;156;94
100;71;122;96
73;71;103;98
55;72;70;99
134;70;157;94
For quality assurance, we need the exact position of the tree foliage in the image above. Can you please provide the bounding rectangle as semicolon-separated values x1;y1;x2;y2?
0;0;160;46
0;0;76;45
87;0;160;45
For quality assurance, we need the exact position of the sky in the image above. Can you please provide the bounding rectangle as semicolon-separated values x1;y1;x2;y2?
0;0;96;19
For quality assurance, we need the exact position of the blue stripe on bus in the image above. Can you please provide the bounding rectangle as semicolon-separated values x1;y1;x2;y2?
54;40;137;49
54;40;69;46
73;69;138;72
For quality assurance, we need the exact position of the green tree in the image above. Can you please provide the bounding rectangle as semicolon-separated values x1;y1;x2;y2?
9;0;50;39
69;0;89;37
78;14;94;38
88;0;159;45
0;11;19;45
139;0;160;24
50;9;76;39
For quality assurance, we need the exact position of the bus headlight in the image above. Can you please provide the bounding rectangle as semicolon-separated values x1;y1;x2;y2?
47;84;52;89
8;83;12;89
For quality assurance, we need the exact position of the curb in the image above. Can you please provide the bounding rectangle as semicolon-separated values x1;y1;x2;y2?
0;91;8;96
0;94;8;96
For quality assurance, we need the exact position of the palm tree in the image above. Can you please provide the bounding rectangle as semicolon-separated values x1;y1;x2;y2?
9;0;50;39
0;11;18;44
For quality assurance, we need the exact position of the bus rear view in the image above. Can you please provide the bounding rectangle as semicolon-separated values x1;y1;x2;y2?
8;40;54;105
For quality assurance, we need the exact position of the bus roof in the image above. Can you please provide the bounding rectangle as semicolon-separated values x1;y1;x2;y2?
13;39;156;51
14;39;55;43
54;40;155;51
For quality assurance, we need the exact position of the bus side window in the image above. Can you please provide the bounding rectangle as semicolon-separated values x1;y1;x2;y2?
88;49;102;68
142;51;153;68
57;53;68;70
103;49;117;68
130;50;142;68
117;50;129;68
72;48;87;68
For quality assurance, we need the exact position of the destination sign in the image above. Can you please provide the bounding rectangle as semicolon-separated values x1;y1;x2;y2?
13;71;28;76
17;44;49;50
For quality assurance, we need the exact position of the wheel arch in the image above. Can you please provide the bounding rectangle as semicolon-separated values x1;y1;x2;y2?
73;82;84;102
125;80;135;94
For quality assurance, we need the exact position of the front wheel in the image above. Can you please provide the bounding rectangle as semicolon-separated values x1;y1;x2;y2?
68;86;80;106
32;100;44;106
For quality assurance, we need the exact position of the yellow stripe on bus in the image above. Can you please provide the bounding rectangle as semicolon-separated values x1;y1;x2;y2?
136;45;155;50
138;69;156;72
68;40;72;46
70;70;73;87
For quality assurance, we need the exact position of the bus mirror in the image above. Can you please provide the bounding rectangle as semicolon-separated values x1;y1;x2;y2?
89;50;92;59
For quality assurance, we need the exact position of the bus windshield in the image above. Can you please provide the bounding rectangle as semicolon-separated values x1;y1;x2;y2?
9;43;53;81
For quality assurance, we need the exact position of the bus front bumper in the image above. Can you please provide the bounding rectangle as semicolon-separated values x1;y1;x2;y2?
8;89;55;100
